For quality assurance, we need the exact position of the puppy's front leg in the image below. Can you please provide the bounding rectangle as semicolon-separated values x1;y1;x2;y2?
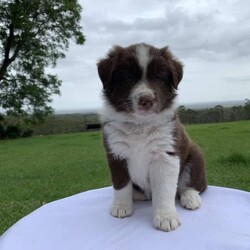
110;181;133;218
105;152;133;218
150;152;181;232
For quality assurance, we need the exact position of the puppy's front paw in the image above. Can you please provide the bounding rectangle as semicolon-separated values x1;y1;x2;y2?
153;210;181;232
180;189;201;210
110;203;133;218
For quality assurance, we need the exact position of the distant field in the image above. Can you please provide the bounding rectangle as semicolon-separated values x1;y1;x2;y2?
0;120;250;235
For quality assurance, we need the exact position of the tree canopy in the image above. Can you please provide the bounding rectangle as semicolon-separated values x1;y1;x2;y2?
0;0;85;122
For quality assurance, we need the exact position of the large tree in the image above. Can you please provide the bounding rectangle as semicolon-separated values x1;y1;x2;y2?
0;0;84;122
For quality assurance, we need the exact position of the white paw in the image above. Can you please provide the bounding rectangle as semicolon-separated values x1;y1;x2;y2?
153;210;181;232
110;203;133;218
133;189;148;201
180;189;201;210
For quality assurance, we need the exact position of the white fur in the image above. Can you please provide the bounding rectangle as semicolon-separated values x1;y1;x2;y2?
150;153;181;231
133;189;148;201
101;99;181;231
180;188;201;210
153;210;181;232
130;82;155;102
110;181;133;218
130;82;155;114
100;97;178;125
101;43;182;231
102;105;177;197
136;45;151;78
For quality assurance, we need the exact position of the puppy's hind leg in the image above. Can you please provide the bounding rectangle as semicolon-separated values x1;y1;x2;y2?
132;184;149;201
178;143;207;210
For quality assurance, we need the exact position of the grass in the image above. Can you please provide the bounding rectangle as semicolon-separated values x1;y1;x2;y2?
0;120;250;235
0;132;110;235
186;121;250;191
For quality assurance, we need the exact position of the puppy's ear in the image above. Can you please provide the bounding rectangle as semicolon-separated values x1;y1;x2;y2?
97;58;112;89
161;47;183;90
97;46;122;89
168;58;183;90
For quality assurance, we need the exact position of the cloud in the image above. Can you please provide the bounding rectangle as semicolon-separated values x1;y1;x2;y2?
51;0;250;111
84;0;250;61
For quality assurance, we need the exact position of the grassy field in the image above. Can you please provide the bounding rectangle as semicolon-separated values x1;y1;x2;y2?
0;120;250;235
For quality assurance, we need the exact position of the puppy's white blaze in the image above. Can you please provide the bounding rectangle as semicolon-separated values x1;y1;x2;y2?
136;44;151;79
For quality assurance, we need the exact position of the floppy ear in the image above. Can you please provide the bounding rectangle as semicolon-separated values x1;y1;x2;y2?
161;47;183;90
97;57;113;89
168;59;183;89
97;45;122;89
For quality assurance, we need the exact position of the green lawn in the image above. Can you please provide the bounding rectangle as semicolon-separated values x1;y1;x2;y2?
0;120;250;235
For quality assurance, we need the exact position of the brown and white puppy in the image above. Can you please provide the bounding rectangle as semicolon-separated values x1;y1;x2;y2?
97;43;207;232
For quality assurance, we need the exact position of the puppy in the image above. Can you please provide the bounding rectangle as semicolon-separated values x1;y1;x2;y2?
97;43;207;232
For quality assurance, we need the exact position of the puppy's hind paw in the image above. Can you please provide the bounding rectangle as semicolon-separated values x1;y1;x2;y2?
180;189;201;210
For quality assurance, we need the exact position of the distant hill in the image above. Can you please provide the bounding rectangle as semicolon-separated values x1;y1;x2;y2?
54;100;245;115
55;108;101;115
182;100;245;110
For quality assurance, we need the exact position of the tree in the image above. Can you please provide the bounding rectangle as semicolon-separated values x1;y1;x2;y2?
0;0;84;122
215;105;224;122
204;108;220;123
230;106;242;121
186;108;197;124
244;98;250;119
178;105;188;124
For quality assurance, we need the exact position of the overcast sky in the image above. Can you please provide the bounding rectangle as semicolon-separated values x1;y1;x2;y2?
51;0;250;112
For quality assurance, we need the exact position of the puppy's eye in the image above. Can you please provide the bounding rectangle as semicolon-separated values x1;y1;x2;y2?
153;72;169;84
112;69;135;84
125;73;134;83
153;75;163;83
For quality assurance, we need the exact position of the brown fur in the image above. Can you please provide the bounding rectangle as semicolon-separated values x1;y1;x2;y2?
98;43;207;195
174;118;207;194
97;43;183;113
103;134;130;190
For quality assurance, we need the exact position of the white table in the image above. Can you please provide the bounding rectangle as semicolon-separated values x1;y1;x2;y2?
0;186;250;250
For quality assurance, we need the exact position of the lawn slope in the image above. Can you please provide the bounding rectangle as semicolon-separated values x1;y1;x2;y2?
0;120;249;234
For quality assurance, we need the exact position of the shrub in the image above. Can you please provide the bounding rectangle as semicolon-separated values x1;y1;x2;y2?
22;129;33;138
6;125;22;139
219;152;247;166
0;124;6;139
227;153;247;165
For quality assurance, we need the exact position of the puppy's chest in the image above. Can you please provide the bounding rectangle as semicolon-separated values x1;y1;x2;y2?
104;121;175;193
104;121;175;161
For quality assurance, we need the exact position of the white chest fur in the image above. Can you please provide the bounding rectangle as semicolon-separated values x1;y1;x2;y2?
104;117;176;196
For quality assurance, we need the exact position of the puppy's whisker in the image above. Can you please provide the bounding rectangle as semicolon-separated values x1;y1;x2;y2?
116;99;133;111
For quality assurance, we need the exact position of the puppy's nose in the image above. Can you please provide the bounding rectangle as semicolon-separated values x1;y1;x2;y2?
138;95;154;110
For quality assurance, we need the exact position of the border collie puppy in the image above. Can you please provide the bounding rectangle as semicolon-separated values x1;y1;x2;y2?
97;43;207;232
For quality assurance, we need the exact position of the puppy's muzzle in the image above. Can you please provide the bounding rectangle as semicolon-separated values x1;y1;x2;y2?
138;95;155;111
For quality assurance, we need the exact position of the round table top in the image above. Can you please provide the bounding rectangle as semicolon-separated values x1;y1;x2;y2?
0;186;250;250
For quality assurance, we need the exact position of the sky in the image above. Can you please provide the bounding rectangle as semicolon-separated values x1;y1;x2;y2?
51;0;250;112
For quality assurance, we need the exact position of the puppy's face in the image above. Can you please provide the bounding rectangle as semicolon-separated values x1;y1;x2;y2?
97;43;183;116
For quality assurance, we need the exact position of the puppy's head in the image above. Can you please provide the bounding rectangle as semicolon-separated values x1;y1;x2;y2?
97;43;183;116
